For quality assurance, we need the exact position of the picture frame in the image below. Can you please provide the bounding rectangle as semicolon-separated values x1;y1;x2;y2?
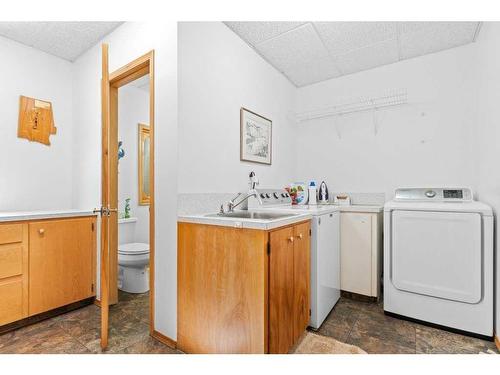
138;123;151;205
240;107;272;165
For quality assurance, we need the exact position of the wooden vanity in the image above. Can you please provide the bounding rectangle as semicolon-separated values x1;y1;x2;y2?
0;211;97;328
177;218;311;354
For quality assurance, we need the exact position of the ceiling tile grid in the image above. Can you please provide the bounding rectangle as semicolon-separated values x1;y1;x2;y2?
0;22;123;61
224;21;481;87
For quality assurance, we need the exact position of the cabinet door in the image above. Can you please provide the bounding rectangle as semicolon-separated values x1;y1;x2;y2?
340;213;372;296
269;225;295;354
0;223;28;325
29;217;95;315
293;221;310;343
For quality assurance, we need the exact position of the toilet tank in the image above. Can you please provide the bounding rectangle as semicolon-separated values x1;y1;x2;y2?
118;218;137;244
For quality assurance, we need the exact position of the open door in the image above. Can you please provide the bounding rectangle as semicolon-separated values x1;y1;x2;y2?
99;43;112;350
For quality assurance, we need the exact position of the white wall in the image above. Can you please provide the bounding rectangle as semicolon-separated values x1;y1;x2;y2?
470;22;500;341
118;85;149;243
178;22;297;195
0;36;73;211
295;44;478;201
72;22;178;339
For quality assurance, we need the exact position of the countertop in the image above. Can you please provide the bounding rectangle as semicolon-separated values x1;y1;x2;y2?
0;209;97;223
178;211;312;230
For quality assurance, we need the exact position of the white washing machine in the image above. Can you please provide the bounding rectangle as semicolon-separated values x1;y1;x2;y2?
248;189;341;329
384;187;493;339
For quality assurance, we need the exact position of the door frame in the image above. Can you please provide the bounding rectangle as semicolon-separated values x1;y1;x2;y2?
101;48;156;343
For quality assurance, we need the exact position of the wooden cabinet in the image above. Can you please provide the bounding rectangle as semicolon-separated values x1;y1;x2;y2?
0;223;28;325
340;212;382;298
269;222;311;353
178;220;311;354
29;217;96;315
0;216;96;327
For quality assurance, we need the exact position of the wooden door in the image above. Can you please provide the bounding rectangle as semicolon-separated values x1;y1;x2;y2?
340;213;373;295
293;221;310;343
269;225;295;354
29;218;95;315
100;43;111;349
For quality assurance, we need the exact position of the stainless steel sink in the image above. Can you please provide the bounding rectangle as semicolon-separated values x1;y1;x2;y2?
205;211;296;220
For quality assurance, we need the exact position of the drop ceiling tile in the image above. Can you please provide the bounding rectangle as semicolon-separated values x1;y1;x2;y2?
314;22;398;56
224;21;306;45
0;22;123;61
335;38;399;75
286;56;341;87
400;22;478;59
255;23;330;73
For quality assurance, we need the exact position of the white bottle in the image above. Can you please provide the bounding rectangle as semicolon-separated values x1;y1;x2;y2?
308;181;317;205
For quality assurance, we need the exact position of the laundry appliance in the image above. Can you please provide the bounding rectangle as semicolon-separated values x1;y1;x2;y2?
384;187;493;338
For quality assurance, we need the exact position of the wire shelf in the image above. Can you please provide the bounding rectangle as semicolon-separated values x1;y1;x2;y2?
295;89;408;122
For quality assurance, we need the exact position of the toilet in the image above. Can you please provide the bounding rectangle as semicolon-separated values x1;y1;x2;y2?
118;218;150;293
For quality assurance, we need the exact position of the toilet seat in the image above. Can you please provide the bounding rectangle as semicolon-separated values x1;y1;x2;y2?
118;242;149;255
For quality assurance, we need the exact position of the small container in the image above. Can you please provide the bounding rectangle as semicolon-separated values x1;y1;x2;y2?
308;181;317;205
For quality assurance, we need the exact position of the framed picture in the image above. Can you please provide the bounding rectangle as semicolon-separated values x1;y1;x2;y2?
240;107;272;165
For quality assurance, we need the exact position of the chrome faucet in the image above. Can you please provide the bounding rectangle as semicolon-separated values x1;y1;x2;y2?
219;172;262;214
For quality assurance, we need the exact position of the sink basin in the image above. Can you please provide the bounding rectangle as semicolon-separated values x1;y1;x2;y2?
205;211;297;220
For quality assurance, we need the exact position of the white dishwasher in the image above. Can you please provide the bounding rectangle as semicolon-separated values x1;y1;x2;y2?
311;210;341;328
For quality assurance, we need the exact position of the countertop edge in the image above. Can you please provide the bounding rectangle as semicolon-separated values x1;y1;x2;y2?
0;210;98;223
178;213;312;230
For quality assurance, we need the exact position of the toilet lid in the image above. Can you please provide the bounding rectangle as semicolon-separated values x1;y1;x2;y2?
118;242;149;255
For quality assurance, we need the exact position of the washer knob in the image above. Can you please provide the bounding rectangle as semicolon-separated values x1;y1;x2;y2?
273;192;279;199
425;190;436;198
260;193;266;199
265;193;270;198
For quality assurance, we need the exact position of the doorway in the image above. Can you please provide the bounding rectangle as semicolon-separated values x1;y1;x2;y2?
100;45;155;349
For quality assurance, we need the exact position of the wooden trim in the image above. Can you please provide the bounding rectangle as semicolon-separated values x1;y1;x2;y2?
106;49;156;338
148;50;156;334
151;330;177;350
109;51;153;87
94;298;101;307
495;335;500;352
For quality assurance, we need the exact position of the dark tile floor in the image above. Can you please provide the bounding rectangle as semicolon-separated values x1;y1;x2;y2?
0;291;180;354
1;294;498;354
314;297;499;354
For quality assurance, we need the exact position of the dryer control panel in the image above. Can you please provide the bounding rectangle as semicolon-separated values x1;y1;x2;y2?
394;188;473;201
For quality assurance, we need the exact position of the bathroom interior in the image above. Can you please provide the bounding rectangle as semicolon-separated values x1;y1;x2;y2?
116;75;151;326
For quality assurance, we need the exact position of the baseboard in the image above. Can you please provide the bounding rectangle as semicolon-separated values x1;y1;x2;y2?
495;335;500;351
151;330;177;349
94;299;101;307
0;297;94;335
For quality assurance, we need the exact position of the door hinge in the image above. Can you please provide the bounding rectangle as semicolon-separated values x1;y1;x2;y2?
91;283;94;292
309;229;311;236
267;242;271;255
91;222;95;231
309;309;311;316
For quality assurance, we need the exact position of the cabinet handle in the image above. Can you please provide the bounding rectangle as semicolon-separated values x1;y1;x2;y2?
288;236;294;242
297;233;303;239
39;228;45;235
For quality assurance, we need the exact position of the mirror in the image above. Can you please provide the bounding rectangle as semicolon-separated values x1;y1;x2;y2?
138;123;150;205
